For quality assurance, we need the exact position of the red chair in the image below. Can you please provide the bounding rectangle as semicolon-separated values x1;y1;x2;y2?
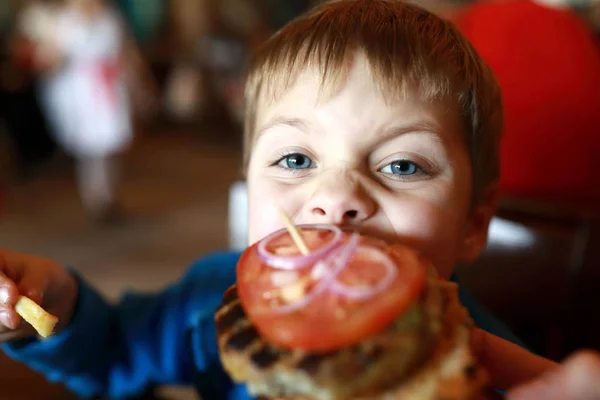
455;0;600;207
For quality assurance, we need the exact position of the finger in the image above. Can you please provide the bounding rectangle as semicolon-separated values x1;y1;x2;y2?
506;370;566;400
16;270;48;306
0;305;20;330
507;351;600;400
562;351;600;400
0;271;20;308
0;319;32;342
0;328;30;342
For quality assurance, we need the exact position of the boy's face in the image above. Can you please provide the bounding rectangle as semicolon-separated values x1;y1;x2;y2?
246;55;495;278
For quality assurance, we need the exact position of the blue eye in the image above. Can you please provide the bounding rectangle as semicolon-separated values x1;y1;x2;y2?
278;153;314;169
380;160;420;176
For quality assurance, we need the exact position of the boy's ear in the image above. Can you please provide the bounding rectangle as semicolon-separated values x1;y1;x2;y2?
457;183;499;263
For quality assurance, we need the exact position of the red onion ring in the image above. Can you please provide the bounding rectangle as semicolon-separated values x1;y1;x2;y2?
270;234;360;314
331;246;397;300
257;224;343;270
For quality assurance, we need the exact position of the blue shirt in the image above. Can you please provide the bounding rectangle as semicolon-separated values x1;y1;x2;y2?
2;251;524;399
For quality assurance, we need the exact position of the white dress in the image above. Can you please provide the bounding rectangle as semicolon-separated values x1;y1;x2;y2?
38;7;132;158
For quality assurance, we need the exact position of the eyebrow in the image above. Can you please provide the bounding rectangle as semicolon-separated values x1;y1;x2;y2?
257;117;312;137
377;123;444;144
257;117;444;144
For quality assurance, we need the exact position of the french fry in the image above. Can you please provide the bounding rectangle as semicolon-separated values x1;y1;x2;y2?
15;296;58;339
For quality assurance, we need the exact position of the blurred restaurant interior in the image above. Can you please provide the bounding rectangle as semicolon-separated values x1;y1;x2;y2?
0;0;599;398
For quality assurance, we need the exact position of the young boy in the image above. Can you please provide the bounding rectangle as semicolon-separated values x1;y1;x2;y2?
0;0;557;399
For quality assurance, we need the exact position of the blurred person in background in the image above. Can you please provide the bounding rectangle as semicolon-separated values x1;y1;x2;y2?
0;0;56;180
18;0;134;222
452;0;600;207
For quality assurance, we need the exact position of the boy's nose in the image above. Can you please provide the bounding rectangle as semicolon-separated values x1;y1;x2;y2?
305;171;375;225
310;200;372;224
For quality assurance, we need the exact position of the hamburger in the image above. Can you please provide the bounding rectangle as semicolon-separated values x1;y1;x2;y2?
215;224;489;399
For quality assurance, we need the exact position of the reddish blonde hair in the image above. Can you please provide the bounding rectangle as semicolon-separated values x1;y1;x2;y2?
244;0;503;200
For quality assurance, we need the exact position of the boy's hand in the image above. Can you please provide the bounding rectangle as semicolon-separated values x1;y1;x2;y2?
507;350;600;400
0;250;78;341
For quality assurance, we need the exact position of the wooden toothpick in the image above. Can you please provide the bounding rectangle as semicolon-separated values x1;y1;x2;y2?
278;208;310;255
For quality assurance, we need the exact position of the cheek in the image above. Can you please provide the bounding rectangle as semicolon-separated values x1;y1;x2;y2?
247;179;307;244
384;195;469;278
248;184;280;245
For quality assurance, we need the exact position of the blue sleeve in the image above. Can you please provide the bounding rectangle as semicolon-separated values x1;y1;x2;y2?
1;251;240;399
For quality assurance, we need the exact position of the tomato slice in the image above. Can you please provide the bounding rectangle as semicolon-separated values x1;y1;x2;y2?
236;231;426;353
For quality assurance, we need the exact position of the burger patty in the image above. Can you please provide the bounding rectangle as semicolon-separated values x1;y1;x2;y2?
215;267;445;400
